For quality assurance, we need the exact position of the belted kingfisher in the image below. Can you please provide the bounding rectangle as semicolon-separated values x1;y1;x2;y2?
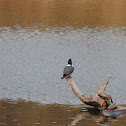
61;58;74;79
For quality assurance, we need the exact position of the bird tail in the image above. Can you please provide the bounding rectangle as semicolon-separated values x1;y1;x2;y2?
61;77;64;79
61;74;65;79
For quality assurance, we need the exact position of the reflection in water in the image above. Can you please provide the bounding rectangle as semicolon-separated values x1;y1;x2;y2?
0;99;126;126
0;99;89;126
0;0;126;28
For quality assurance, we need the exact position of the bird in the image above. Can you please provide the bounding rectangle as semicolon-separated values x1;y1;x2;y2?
61;58;74;79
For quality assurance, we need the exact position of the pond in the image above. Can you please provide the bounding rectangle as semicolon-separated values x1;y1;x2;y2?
0;0;126;125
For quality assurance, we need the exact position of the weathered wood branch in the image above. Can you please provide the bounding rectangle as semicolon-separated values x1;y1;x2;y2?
66;75;126;112
96;75;111;94
66;75;111;109
66;77;91;103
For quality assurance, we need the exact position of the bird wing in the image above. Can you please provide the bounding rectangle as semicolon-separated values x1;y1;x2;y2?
63;66;74;76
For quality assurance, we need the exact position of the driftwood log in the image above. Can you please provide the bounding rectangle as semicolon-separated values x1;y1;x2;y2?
66;75;126;112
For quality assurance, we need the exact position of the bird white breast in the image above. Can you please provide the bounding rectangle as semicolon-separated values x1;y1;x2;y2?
67;64;73;67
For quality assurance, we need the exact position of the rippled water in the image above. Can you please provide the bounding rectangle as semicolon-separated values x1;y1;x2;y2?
0;26;126;105
0;0;126;125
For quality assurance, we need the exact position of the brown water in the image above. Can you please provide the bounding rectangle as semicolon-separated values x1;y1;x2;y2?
0;0;126;28
0;0;126;125
0;99;126;126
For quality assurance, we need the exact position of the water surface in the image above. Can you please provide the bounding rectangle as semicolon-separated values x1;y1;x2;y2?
0;0;126;125
0;26;126;105
0;99;126;126
0;0;126;28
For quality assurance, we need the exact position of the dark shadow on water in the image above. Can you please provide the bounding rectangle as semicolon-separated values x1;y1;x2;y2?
0;99;126;126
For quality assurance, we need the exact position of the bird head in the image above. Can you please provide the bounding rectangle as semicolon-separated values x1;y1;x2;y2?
68;58;72;65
